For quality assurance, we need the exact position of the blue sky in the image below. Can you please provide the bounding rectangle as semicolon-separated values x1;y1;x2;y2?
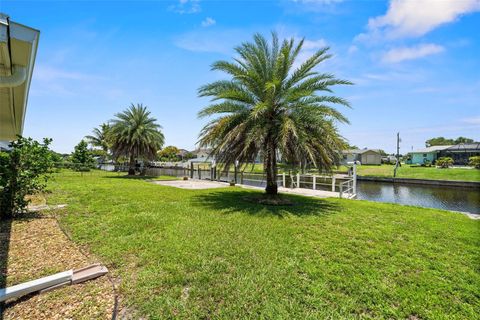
1;0;479;154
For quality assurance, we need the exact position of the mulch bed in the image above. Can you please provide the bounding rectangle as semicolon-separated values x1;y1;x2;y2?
1;211;116;319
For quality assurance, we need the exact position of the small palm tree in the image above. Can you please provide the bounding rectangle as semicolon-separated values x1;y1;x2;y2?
86;123;111;155
110;104;164;175
198;33;351;195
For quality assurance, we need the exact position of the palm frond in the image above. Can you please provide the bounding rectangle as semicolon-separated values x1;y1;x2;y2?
110;103;164;161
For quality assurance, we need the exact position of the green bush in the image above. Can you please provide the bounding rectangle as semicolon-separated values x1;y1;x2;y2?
0;137;55;219
469;156;480;169
421;159;432;167
436;157;454;169
71;140;95;171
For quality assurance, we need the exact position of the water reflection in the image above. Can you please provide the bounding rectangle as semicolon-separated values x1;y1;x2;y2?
357;181;480;214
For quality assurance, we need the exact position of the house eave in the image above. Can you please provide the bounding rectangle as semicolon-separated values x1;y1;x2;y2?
0;13;40;141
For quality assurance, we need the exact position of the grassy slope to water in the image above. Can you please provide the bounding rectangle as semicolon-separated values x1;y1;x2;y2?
48;171;480;319
352;165;480;182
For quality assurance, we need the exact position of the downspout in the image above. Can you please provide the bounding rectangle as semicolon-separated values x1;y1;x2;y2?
0;65;27;87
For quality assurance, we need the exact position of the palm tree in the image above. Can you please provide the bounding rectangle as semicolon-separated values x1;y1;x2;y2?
198;33;352;195
86;123;111;155
110;104;164;175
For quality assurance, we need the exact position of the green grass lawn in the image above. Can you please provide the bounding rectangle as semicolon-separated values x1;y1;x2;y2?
337;164;480;182
48;171;479;319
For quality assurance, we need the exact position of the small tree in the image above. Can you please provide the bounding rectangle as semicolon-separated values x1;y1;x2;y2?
184;152;196;160
454;137;474;144
110;104;164;175
157;146;180;161
469;156;480;169
436;157;454;169
71;140;95;171
86;123;112;160
0;137;55;219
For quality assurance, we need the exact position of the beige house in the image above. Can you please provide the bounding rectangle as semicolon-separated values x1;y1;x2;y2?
341;149;382;165
0;13;39;141
192;148;212;159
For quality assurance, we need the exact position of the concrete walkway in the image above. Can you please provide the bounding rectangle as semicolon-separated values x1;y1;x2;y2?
277;186;340;198
152;179;341;198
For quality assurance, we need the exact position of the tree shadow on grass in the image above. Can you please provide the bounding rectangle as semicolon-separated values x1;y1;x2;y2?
191;189;342;218
107;175;150;180
106;175;175;181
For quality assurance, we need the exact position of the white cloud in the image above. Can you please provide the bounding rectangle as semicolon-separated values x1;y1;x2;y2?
410;87;441;94
292;0;343;3
201;17;216;27
347;45;358;54
287;0;344;14
285;0;344;13
382;43;444;63
34;65;98;81
462;116;480;125
174;29;247;54
351;70;428;85
170;0;201;14
362;0;480;40
31;64;108;97
302;38;327;50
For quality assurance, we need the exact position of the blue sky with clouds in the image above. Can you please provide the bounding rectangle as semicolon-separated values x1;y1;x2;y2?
1;0;479;154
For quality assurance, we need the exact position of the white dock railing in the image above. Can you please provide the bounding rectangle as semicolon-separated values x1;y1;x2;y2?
279;172;356;199
339;179;356;199
140;163;358;199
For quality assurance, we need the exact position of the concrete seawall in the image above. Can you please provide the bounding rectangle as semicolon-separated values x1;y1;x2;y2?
357;176;480;189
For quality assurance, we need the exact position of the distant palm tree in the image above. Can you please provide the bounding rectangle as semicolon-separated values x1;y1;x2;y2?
198;33;351;195
110;104;164;175
86;123;111;155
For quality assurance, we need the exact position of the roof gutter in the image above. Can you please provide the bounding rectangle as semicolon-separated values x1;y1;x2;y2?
0;64;26;87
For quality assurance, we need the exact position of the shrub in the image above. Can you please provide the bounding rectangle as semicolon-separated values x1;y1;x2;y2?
71;140;95;171
436;157;454;169
0;137;55;219
421;159;432;167
469;156;480;169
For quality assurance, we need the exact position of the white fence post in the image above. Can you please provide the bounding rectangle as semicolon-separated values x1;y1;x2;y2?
339;183;343;198
282;173;286;187
353;162;357;195
296;173;300;188
312;175;316;190
332;176;336;192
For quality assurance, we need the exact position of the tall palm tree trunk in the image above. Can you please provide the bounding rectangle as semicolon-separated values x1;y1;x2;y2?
265;139;278;195
128;153;136;175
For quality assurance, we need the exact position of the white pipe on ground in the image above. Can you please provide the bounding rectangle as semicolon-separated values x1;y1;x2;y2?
0;270;73;302
0;264;108;303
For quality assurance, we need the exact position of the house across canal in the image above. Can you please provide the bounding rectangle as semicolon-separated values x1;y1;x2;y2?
408;143;480;165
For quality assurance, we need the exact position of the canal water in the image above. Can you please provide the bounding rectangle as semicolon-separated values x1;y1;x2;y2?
356;181;480;214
